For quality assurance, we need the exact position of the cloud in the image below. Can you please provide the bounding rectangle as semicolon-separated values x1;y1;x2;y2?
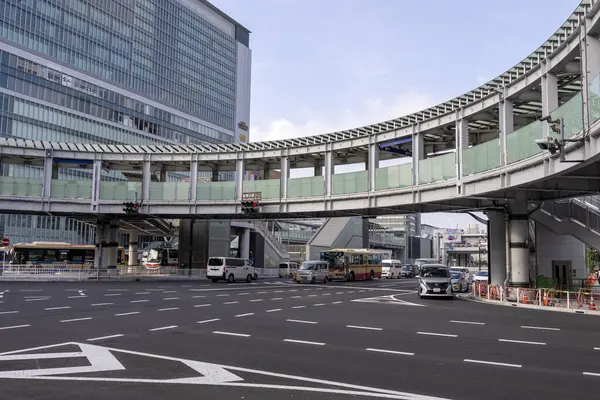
249;88;440;143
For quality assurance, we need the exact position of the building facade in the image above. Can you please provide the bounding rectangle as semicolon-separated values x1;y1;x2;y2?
0;0;251;244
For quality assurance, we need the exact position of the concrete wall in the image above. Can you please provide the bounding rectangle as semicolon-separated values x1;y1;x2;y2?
535;223;586;281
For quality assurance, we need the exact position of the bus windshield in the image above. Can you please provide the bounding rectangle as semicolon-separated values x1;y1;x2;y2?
147;249;162;262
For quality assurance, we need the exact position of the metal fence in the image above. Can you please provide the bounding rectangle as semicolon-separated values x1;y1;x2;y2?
0;265;279;281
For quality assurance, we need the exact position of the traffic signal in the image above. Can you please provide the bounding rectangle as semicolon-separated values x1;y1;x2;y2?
122;201;140;214
241;200;259;214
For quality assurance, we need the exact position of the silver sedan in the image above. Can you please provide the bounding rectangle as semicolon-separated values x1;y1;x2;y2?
450;271;469;293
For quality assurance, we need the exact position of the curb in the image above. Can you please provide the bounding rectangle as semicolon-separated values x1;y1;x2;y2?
457;294;600;316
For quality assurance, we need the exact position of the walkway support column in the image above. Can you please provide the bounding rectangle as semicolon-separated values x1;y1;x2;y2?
235;156;244;202
107;223;119;274
487;211;507;285
142;160;151;203
128;230;139;266
508;201;530;287
94;221;105;270
368;143;380;192
324;150;333;197
362;217;369;249
240;228;250;260
280;156;289;199
189;159;198;202
412;126;424;185
455;118;468;189
499;96;513;166
42;150;54;198
541;68;558;139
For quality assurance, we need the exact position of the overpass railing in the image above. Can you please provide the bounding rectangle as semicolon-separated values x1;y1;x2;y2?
0;265;279;281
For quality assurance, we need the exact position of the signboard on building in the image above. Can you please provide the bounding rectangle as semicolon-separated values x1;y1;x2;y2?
443;229;463;244
242;192;262;201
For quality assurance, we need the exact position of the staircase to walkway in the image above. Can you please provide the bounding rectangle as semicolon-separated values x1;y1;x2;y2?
305;217;366;260
250;220;290;261
530;197;600;250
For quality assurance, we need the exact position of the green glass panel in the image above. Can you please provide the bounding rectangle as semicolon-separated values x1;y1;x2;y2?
197;181;235;201
589;73;600;126
149;182;190;201
288;176;324;198
419;153;455;183
551;92;583;139
99;181;141;200
375;163;412;190
506;120;543;164
418;158;432;184
51;180;92;199
243;179;280;199
332;170;368;195
0;177;43;197
463;139;500;176
442;153;456;180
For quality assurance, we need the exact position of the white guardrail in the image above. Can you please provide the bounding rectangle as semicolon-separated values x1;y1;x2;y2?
0;265;280;281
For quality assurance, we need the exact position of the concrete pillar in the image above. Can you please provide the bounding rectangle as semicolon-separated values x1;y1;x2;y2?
541;70;558;139
42;153;54;198
368;143;380;192
101;222;109;270
361;217;369;249
142;160;151;202
94;222;105;269
455;118;468;183
235;158;244;201
128;230;139;266
280;156;289;199
314;160;323;176
159;165;167;182
412;129;424;185
189;160;198;202
106;223;119;270
90;159;101;211
240;228;250;260
499;98;513;166
324;150;333;196
508;201;530;287
487;211;507;285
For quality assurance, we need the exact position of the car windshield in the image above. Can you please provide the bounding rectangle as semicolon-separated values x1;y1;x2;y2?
450;272;462;279
476;271;488;277
421;267;450;278
402;266;411;271
300;262;315;270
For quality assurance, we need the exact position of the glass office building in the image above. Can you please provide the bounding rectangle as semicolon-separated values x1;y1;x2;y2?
0;0;252;244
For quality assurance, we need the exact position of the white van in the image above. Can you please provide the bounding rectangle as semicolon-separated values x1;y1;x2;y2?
295;260;329;284
382;259;402;279
206;257;257;283
278;262;299;278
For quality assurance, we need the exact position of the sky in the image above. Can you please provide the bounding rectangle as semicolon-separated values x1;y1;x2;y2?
213;0;580;230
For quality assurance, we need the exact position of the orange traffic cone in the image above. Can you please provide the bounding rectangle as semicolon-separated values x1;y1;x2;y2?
589;296;596;311
543;291;549;306
522;291;528;304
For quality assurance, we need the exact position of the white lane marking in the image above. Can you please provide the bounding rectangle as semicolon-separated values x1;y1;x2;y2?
235;313;255;318
238;293;250;296
290;296;302;299
146;289;163;291
287;319;317;325
194;304;211;308
303;289;311;291
594;348;600;351
0;324;30;331
347;325;382;331
115;312;140;316
67;295;87;299
464;359;522;368
498;339;546;346
163;297;180;300
322;293;331;296
336;292;344;294
104;293;121;297
417;332;458;338
0;311;18;315
450;320;485;326
224;301;239;305
158;307;179;312
249;299;263;302
107;289;129;292
130;300;148;303
583;372;600;377
332;301;343;304
192;295;206;299
271;297;283;300
213;331;251;337
308;295;317;297
149;325;178;332
274;290;284;293
313;303;325;307
257;291;267;294
20;289;43;292
292;305;306;309
366;348;414;356
45;306;71;311
288;289;298;292
348;291;355;294
162;291;177;294
266;309;282;313
86;334;124;342
197;318;220;324
25;298;49;302
283;339;325;346
521;325;560;331
135;292;150;295
217;294;230;297
60;317;93;323
91;303;113;307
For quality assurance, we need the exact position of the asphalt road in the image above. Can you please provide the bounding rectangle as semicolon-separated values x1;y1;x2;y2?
0;277;599;400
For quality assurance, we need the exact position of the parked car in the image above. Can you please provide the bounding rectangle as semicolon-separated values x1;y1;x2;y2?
450;271;469;292
473;270;489;284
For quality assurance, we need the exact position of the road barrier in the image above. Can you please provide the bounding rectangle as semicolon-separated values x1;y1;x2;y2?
0;265;279;281
471;282;600;312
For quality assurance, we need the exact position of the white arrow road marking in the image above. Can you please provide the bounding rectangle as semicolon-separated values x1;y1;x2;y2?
0;343;453;399
351;294;425;307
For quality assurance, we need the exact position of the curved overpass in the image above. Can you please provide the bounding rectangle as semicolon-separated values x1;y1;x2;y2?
1;0;600;221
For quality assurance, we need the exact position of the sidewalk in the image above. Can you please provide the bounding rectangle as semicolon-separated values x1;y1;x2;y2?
458;293;600;316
